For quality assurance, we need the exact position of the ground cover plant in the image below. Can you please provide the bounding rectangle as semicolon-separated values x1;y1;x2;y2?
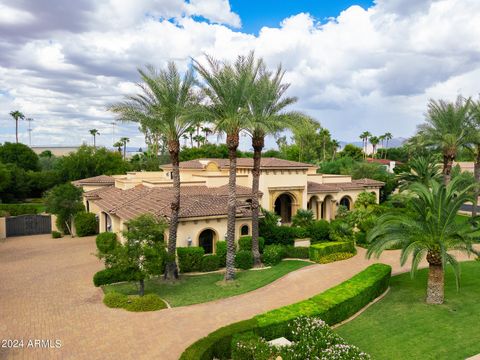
104;260;311;307
336;261;480;360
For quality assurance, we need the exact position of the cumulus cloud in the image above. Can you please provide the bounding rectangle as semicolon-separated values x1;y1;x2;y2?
0;0;479;148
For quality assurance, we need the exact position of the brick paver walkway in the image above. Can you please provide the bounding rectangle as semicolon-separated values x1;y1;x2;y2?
0;234;477;360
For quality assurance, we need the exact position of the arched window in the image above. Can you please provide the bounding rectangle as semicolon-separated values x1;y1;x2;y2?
339;197;351;210
198;229;215;254
240;225;249;236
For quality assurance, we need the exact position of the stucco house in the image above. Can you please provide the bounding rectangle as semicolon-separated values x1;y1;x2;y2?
74;158;383;254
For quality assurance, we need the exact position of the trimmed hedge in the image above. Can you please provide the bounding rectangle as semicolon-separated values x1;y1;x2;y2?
261;226;296;246
180;263;391;360
0;203;39;216
96;232;118;254
238;236;265;253
235;250;254;270
201;254;221;272
285;245;310;259
216;241;227;267
309;241;356;263
93;267;134;286
177;247;205;273
104;292;167;312
316;251;356;264
74;212;98;237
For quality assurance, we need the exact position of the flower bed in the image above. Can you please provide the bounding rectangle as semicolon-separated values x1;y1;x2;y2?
180;263;391;360
309;241;356;263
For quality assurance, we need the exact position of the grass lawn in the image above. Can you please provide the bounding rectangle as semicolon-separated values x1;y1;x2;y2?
104;260;312;307
336;261;480;360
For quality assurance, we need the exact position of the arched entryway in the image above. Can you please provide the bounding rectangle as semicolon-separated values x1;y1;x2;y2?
274;193;293;224
198;229;216;254
339;196;352;210
307;196;321;220
322;195;335;221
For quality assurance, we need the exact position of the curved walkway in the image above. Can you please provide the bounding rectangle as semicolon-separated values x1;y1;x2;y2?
0;235;477;360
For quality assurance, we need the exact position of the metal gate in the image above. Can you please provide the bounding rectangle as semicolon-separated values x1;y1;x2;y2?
6;215;52;237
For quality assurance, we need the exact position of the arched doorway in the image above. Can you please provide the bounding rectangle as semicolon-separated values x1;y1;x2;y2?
339;196;351;210
274;193;293;224
308;196;320;220
322;195;334;221
198;229;216;254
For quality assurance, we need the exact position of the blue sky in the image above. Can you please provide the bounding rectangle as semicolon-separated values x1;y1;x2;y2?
229;0;375;34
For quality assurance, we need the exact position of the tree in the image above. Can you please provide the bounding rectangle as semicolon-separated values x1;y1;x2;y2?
383;132;393;159
44;183;84;235
291;209;314;227
245;61;298;267
120;137;129;160
89;129;100;148
468;100;480;216
416;96;472;184
118;214;167;296
367;178;479;304
9;110;25;144
338;144;363;161
397;154;442;190
113;141;123;154
359;131;371;159
109;62;200;280
331;139;340;160
0;142;39;171
0;163;11;193
369;136;379;157
194;52;260;280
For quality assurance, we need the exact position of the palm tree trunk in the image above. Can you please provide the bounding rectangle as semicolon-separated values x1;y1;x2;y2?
93;135;96;148
442;154;454;185
473;146;480;217
123;143;126;160
164;140;180;280
225;133;239;281
385;140;389;159
15;119;19;144
426;250;444;304
139;279;145;296
251;136;263;268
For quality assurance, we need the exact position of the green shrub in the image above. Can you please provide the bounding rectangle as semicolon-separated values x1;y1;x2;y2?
51;230;62;238
96;232;118;254
355;231;367;245
124;294;167;312
177;247;205;273
231;332;273;360
104;292;167;312
285;246;310;259
291;226;309;239
93;267;134;286
235;250;254;270
309;242;356;263
262;244;286;266
328;220;354;242
238;236;265;253
74;211;98;237
316;251;356;264
180;264;391;360
201;254;221;272
0;203;39;216
263;226;296;246
216;241;227;267
308;220;330;243
291;209;314;227
103;292;128;308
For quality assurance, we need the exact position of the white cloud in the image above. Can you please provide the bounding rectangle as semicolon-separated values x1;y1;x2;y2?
0;4;35;25
1;0;480;148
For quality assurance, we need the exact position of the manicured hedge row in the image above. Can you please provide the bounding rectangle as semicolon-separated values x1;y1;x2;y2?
180;263;392;360
0;203;39;216
309;241;355;263
93;267;135;286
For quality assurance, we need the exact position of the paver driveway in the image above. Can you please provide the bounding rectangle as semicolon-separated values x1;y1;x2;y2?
0;234;477;360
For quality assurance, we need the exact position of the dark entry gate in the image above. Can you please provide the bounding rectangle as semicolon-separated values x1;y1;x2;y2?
6;215;52;237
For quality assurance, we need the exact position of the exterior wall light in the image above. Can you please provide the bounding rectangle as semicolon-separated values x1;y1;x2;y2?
187;236;192;247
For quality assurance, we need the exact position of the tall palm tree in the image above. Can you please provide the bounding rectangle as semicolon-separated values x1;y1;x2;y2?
9;110;25;144
113;140;123;153
383;132;393;159
331;139;340;160
469;100;480;216
194;52;260;280
417;96;472;184
369;136;379;157
367;177;478;304
319;128;331;161
120;137;129;160
245;61;298;267
89;129;100;148
359;131;371;159
397;154;442;190
202;126;212;142
109;62;200;280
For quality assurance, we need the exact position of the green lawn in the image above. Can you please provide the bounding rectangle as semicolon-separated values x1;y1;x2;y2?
336;261;480;360
104;260;312;307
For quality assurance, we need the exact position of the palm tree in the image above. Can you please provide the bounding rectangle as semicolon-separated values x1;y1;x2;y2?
359;131;371;159
245;61;298;267
331;139;340;160
469;100;480;216
202;126;212;142
110;63;200;280
369;136;379;157
383;132;393;159
9;110;25;144
194;52;260;280
113;140;123;154
119;137;129;160
367;177;478;304
397;154;442;190
89;129;100;148
319;128;331;161
417;96;472;184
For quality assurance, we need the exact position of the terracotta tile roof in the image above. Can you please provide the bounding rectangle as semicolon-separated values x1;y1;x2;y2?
72;175;115;186
84;186;115;199
307;178;384;193
162;157;316;170
91;185;256;221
